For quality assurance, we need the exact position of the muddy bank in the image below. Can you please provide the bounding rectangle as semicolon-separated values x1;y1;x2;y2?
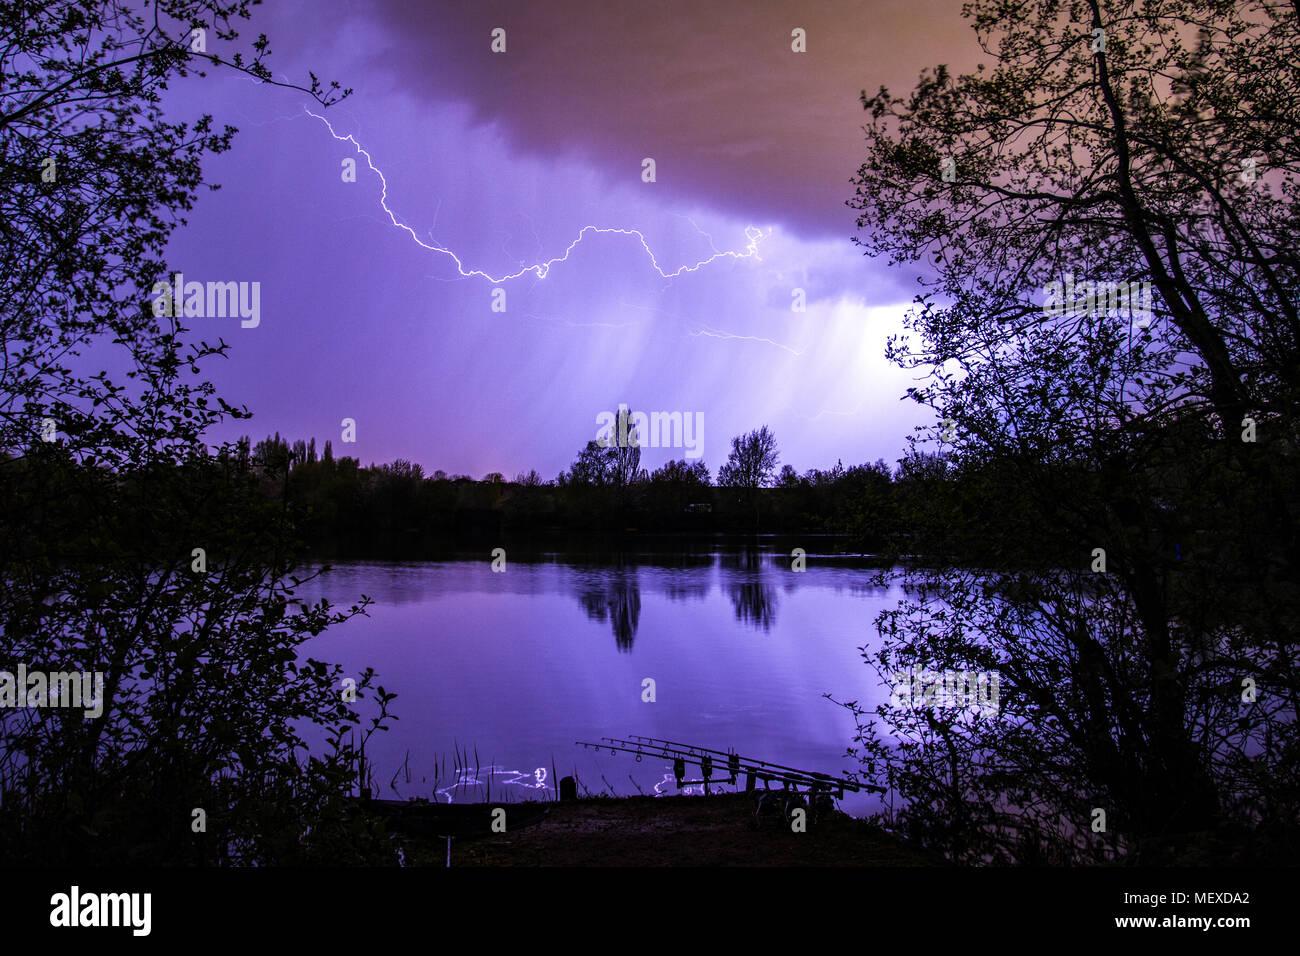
391;793;937;866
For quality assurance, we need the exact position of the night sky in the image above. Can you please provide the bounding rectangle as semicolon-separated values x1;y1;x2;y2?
160;0;978;479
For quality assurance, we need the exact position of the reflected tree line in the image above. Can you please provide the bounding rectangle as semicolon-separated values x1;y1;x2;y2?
573;549;784;651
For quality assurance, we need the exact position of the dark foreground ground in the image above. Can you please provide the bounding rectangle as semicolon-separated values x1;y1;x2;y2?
392;793;938;866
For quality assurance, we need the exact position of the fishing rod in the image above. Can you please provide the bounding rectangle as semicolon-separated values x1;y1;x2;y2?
575;738;736;790
592;737;850;795
630;734;848;779
627;735;867;791
575;736;876;795
604;737;762;786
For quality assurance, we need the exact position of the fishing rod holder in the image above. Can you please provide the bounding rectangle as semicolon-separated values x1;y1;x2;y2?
670;753;737;789
575;735;879;798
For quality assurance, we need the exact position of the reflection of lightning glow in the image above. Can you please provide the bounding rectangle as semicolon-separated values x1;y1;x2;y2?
647;769;737;797
433;765;552;803
307;109;769;282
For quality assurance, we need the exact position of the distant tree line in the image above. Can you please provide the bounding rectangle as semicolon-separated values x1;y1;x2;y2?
233;426;909;556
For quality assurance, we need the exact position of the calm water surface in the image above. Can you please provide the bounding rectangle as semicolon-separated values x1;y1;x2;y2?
295;551;901;817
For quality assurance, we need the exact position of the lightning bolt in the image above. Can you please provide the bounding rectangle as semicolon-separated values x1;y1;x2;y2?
307;108;769;282
796;397;873;422
520;310;640;330
615;300;804;356
688;327;804;356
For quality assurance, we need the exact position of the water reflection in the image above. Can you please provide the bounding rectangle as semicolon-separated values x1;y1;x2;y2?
716;545;780;630
663;581;710;603
310;553;798;645
577;574;642;651
434;765;552;803
729;581;779;631
293;549;901;818
718;546;764;571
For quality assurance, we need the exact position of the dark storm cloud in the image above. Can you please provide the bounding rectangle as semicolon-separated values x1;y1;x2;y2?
362;0;976;240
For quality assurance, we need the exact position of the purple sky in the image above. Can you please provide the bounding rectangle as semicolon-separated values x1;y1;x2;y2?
159;0;979;480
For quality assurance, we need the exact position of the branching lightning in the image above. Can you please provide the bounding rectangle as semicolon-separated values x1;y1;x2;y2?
307;108;769;283
688;327;804;356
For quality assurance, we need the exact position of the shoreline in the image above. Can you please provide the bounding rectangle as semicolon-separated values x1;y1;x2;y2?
375;792;938;867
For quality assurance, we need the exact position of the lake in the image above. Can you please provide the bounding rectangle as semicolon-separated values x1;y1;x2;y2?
294;547;902;817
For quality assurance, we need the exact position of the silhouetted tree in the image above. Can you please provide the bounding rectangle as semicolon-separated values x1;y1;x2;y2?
775;464;800;488
718;426;780;531
0;0;392;865
837;0;1300;864
648;458;711;516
